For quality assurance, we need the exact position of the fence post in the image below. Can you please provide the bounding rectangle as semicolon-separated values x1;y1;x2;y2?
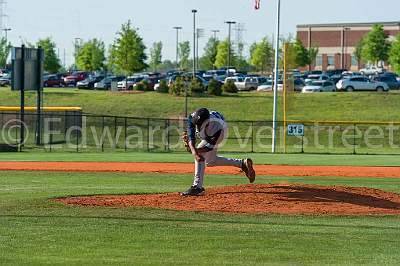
353;124;356;155
124;117;127;152
147;118;150;152
101;116;105;152
166;119;170;152
49;114;53;152
75;112;79;152
114;116;117;149
251;121;254;153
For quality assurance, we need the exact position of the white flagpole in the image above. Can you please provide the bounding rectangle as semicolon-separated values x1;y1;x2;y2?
272;0;281;153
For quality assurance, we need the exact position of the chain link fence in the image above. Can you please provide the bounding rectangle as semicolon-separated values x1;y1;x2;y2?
1;112;400;154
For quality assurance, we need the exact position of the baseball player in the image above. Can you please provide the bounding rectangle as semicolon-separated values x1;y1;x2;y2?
181;108;256;196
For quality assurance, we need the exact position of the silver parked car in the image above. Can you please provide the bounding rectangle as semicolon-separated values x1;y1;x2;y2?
336;76;389;92
234;76;267;91
302;81;336;93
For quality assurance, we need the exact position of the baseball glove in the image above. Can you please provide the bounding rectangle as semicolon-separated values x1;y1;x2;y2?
182;131;192;153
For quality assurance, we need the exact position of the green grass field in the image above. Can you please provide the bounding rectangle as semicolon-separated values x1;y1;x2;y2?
1;87;400;121
1;153;400;265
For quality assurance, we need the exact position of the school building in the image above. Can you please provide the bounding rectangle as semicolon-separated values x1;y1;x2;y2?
296;21;400;71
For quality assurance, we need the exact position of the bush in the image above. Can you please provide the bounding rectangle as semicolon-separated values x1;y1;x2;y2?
222;80;238;93
169;77;185;96
135;80;152;91
157;79;169;93
189;78;205;95
207;79;222;96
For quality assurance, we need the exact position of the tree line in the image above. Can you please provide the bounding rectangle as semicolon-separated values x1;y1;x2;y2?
1;22;400;75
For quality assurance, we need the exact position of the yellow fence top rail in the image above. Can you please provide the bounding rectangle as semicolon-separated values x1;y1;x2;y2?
0;107;82;112
287;119;400;125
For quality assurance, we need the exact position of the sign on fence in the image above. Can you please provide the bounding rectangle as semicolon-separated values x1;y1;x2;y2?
11;47;44;91
287;124;304;136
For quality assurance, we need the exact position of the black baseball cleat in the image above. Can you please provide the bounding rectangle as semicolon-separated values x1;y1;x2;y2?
242;158;256;183
181;186;205;196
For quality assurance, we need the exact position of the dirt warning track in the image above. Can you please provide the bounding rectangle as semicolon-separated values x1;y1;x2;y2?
1;162;400;178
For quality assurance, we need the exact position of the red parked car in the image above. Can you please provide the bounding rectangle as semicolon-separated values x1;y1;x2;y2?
43;74;65;87
64;71;89;87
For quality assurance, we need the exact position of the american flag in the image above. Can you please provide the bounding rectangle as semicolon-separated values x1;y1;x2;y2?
255;0;261;9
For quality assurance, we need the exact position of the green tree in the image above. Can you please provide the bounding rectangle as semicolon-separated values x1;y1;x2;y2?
36;38;61;73
293;38;310;67
76;39;106;71
354;37;365;65
361;24;391;65
250;38;273;73
199;37;219;70
307;46;319;67
215;39;235;69
178;41;190;70
149;41;163;71
389;34;400;74
0;37;11;68
109;20;148;75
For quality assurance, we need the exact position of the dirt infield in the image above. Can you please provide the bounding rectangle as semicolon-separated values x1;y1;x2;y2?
1;162;400;178
57;184;400;215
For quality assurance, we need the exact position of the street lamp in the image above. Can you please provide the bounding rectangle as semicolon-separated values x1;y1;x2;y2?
173;26;182;69
2;28;11;41
344;27;350;69
196;28;204;70
211;29;220;40
271;0;281;153
74;37;83;70
192;10;197;77
2;28;11;68
225;21;236;67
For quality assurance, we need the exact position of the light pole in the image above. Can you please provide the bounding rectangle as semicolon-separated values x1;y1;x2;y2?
74;37;82;70
344;27;350;69
211;30;220;40
225;21;236;67
192;10;197;77
2;28;11;68
271;0;281;153
2;28;11;41
173;26;182;69
196;28;204;70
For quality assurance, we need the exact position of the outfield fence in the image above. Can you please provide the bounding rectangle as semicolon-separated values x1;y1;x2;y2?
1;112;400;154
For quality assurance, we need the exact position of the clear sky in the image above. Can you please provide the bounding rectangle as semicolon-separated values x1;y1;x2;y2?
4;0;400;67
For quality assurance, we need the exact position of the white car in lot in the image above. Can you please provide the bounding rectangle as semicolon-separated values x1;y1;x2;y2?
359;66;385;76
336;76;389;92
302;81;336;93
304;74;329;84
257;80;283;92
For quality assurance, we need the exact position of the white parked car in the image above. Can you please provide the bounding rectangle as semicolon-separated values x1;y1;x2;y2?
232;76;267;91
304;74;329;84
302;81;336;93
257;80;283;92
359;66;385;76
336;76;389;92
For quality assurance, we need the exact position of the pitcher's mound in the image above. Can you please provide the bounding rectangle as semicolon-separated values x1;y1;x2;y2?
57;184;400;215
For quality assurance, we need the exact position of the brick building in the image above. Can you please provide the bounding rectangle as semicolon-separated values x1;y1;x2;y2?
297;21;400;71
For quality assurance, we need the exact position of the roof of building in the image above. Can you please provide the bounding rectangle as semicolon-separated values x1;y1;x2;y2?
297;21;400;29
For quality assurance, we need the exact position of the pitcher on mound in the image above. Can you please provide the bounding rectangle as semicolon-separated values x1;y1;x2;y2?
181;108;256;196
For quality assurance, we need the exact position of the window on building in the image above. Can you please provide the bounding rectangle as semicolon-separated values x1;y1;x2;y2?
316;55;322;67
351;55;358;66
327;55;334;66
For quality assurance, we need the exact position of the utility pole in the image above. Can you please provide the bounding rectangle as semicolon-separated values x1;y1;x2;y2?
196;28;204;70
2;27;10;68
74;37;82;70
189;9;197;118
211;29;220;40
173;26;182;69
225;21;236;67
271;0;281;153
